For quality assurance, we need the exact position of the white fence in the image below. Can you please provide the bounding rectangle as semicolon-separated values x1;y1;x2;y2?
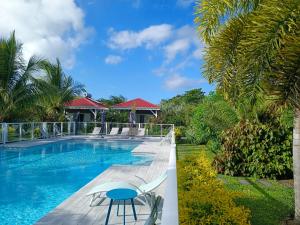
0;122;174;144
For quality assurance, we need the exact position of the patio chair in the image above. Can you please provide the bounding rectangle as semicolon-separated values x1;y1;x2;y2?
137;128;145;137
120;127;130;136
86;172;167;207
54;124;62;136
144;194;162;225
108;127;119;135
91;127;101;135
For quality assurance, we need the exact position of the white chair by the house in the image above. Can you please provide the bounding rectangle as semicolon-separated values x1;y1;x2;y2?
108;127;119;135
91;127;101;135
120;127;130;136
137;128;145;137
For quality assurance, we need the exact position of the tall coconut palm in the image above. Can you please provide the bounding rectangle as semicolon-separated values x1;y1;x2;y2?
34;59;85;121
0;32;40;122
195;0;300;221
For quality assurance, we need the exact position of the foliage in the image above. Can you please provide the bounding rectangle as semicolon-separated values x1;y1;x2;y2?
214;120;293;179
177;144;294;225
186;93;238;145
153;88;205;126
178;152;250;225
98;95;126;107
174;127;184;142
195;0;300;109
33;59;85;121
0;31;40;122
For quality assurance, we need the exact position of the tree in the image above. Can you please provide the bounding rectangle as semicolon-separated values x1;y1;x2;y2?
156;88;205;126
34;59;85;121
98;95;126;106
195;0;300;221
0;32;40;122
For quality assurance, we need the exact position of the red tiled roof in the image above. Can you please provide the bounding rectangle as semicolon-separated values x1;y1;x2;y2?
64;97;108;109
112;98;160;110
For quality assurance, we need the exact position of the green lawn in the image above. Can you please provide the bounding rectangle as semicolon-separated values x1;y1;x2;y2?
176;144;294;225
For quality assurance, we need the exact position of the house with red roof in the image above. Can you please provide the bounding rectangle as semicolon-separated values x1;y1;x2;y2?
112;98;160;123
64;97;108;122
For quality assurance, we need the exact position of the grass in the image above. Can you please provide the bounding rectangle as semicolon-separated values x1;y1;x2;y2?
177;144;294;225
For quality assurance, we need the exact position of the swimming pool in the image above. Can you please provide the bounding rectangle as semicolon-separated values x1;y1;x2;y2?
0;139;150;225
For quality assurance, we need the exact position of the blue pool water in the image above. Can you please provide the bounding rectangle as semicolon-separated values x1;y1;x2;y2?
0;139;150;225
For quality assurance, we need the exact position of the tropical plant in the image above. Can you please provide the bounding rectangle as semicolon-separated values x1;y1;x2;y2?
154;88;205;127
98;95;126;106
214;120;293;179
186;92;238;146
178;152;251;225
195;0;300;220
34;59;85;121
0;32;40;122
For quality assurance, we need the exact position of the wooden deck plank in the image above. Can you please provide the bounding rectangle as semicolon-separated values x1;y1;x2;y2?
35;140;170;225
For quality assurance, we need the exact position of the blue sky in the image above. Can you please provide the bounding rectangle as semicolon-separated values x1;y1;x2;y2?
0;0;214;103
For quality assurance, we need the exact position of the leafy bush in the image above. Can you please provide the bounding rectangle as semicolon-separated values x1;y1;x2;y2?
174;127;184;142
178;152;250;225
214;120;293;179
186;93;238;144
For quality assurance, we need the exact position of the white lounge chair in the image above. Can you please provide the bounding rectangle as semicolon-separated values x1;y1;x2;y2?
120;127;130;136
91;127;101;135
54;124;62;136
86;172;167;207
108;127;119;135
137;128;145;137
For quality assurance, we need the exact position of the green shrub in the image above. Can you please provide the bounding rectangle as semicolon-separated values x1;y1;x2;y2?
178;153;250;225
206;138;221;153
214;120;293;179
186;93;238;144
34;127;41;138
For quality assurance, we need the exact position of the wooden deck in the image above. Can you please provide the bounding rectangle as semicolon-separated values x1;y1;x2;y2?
35;139;171;225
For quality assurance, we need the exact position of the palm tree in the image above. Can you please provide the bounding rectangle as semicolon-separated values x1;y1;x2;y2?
34;59;85;121
0;31;40;122
195;0;300;221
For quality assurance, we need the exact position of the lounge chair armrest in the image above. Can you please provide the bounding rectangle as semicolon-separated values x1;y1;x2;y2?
134;175;147;183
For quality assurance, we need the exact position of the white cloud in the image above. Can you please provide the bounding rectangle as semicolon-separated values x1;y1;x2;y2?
164;74;206;90
0;0;93;69
107;24;172;50
105;55;123;65
164;39;190;62
176;0;195;8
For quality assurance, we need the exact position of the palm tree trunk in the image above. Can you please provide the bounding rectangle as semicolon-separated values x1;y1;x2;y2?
293;110;300;221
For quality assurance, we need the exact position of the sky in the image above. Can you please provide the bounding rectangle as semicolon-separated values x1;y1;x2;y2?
0;0;214;103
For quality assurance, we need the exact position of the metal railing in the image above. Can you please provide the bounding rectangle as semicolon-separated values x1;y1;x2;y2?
0;122;174;144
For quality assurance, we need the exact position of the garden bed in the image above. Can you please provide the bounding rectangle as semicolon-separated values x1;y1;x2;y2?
177;144;294;225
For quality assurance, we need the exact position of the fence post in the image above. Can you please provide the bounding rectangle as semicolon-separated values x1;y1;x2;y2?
53;122;56;137
31;122;34;140
172;126;175;145
105;122;108;135
19;123;22;140
160;124;163;138
2;123;8;144
68;122;71;135
61;122;63;136
42;122;48;138
84;122;87;135
73;122;76;135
